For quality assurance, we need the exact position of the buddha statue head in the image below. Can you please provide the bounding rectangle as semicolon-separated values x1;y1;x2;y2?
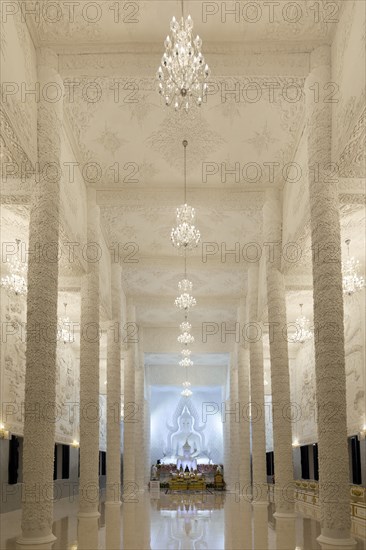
178;407;194;434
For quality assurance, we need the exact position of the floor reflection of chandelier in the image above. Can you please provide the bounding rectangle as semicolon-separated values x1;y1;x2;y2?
1;239;27;296
157;4;210;111
294;303;313;344
342;239;365;296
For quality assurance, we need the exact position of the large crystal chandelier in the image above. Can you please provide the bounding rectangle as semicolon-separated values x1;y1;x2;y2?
342;239;365;296
171;141;201;251
294;304;313;344
1;239;27;296
157;2;210;112
58;302;73;344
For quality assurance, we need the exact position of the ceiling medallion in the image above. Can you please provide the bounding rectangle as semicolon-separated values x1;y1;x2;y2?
157;2;210;112
342;239;365;296
171;141;201;251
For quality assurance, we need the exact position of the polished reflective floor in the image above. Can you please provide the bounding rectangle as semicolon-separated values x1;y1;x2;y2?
1;493;365;549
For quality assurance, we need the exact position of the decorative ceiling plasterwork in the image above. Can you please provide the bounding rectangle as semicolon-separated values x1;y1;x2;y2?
23;0;340;48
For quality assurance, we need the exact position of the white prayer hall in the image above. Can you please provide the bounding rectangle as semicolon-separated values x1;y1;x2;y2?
0;1;365;549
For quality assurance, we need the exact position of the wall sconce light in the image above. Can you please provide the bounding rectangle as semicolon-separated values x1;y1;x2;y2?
359;425;366;440
0;423;10;439
71;439;79;448
292;439;300;448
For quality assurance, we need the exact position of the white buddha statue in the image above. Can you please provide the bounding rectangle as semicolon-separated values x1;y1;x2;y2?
171;407;202;457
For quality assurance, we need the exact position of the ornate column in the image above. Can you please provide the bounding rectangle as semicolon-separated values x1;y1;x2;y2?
134;326;145;492
144;378;151;487
106;263;122;506
229;354;239;491
122;302;136;492
222;385;231;487
305;45;354;547
78;190;101;518
144;398;151;488
248;265;268;505
17;48;63;546
237;299;251;497
263;189;295;516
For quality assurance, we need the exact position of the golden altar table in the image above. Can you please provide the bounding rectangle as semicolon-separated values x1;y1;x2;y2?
168;474;206;492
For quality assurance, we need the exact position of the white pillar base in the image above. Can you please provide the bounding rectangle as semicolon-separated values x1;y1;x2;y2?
105;501;122;507
273;511;297;519
16;533;56;546
252;501;269;508
317;534;357;548
77;511;101;519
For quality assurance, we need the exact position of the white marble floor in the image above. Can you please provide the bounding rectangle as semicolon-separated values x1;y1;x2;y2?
1;493;365;549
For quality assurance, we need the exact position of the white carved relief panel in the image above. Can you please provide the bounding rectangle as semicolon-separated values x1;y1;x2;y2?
344;290;365;434
0;290;82;444
331;0;366;177
55;343;80;444
59;127;88;258
288;289;365;444
1;11;37;165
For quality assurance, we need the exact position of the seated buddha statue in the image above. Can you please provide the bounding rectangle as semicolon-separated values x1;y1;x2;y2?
171;407;202;458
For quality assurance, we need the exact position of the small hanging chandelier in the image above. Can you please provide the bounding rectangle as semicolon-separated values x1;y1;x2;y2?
181;380;193;397
178;332;195;345
58;302;73;344
178;279;193;293
1;239;27;296
294;304;313;344
180;320;192;332
175;277;197;311
181;348;191;357
171;141;201;251
342;239;365;296
157;0;210;112
179;357;193;367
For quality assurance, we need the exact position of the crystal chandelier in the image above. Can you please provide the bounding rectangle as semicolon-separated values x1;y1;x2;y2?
58;302;73;344
178;279;193;293
1;239;27;296
178;332;195;345
175;277;197;310
171;141;201;251
181;381;193;397
179;358;193;367
157;2;210;112
294;304;313;344
181;348;191;357
180;320;191;332
342;239;365;296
